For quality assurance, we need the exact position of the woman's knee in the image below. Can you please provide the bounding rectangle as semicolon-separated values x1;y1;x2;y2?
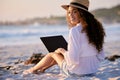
47;52;56;57
50;52;59;57
47;52;63;60
44;52;63;67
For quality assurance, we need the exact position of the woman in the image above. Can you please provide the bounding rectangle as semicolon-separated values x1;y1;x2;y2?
23;0;105;77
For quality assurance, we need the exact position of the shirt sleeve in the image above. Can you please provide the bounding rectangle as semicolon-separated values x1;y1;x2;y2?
64;28;81;65
97;49;105;62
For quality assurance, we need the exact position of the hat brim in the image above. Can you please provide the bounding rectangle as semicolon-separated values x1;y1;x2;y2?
61;5;69;10
61;4;90;13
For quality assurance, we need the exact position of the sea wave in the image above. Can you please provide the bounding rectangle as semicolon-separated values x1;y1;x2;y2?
0;25;68;38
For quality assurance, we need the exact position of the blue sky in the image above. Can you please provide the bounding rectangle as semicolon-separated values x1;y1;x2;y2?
0;0;120;21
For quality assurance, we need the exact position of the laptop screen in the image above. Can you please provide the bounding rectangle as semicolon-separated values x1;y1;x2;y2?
40;35;68;52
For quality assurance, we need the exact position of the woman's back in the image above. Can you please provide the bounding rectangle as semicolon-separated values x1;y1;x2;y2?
65;24;103;75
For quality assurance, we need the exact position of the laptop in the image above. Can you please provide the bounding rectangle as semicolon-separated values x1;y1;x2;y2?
40;35;68;52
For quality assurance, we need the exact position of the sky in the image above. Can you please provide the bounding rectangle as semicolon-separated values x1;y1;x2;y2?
0;0;120;21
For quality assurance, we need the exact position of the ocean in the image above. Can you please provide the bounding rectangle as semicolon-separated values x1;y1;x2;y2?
0;23;120;47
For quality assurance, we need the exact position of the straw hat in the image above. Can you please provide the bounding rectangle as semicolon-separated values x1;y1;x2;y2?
61;0;89;12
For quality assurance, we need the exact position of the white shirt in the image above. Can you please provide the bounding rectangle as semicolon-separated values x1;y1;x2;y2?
64;23;105;75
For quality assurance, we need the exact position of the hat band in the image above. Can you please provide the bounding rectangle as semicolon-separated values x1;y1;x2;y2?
70;2;88;10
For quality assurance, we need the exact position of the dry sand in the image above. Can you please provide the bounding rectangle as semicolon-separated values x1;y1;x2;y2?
0;41;120;80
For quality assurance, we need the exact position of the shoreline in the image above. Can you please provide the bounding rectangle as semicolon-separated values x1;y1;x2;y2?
1;40;120;55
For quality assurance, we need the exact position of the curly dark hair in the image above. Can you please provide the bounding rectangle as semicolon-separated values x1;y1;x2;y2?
67;8;106;52
78;9;106;52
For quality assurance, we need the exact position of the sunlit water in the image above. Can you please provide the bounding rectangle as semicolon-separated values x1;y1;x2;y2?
0;23;120;47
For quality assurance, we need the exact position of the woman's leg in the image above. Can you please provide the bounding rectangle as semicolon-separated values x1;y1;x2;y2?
23;52;64;74
32;52;57;72
41;59;56;72
41;53;64;72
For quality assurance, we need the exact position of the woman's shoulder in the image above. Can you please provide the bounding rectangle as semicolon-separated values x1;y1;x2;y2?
70;24;82;33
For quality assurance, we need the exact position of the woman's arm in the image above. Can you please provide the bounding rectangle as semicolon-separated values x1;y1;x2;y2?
64;27;81;65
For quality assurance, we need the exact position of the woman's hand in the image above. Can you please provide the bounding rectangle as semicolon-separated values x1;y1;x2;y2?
55;48;66;54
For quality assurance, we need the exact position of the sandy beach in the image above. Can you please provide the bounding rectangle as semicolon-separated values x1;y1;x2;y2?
0;41;120;80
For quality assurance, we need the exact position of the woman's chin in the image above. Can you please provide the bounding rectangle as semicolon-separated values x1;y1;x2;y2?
71;22;77;25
